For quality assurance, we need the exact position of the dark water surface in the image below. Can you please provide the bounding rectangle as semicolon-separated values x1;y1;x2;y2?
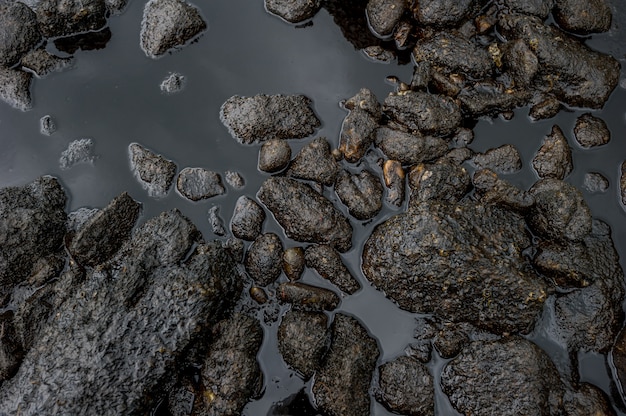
1;0;625;415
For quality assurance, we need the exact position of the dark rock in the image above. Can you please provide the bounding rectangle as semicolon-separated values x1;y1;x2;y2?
375;356;434;416
265;0;322;23
140;0;207;58
412;0;474;26
443;147;473;165
167;385;195;416
230;196;265;241
366;0;406;37
199;314;263;415
0;67;32;111
277;282;340;311
128;143;177;198
473;169;534;212
21;48;74;78
441;337;565;415
430;70;462;97
105;0;128;14
249;286;268;304
553;0;611;35
410;61;431;90
0;312;24;382
450;128;474;148
53;27;111;54
383;159;405;207
458;82;531;117
224;237;244;262
36;0;107;38
323;0;384;50
59;138;96;169
258;139;291;172
207;205;226;236
220;94;320;144
339;88;381;163
363;45;396;62
612;328;626;401
502;39;538;87
473;144;522;174
532;125;573;180
257;177;353;252
408;162;471;204
287;137;339;185
225;170;244;189
312;314;379;416
383;90;461;136
335;169;382;220
574;113;610;148
621;161;626;208
278;310;328;378
527;178;591;242
245;233;283;286
375;126;448;165
529;95;562;120
160;72;185;94
68;192;141;267
282;246;305;281
502;0;554;18
363;201;547;334
583;172;609;193
0;1;41;68
39;115;56;136
305;244;360;294
563;383;616;416
176;167;225;201
433;323;473;359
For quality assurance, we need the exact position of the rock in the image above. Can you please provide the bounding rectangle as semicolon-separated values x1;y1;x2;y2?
224;237;244;262
257;177;353;252
621;161;626;208
199;313;263;415
366;0;406;37
140;0;207;58
176;167;225;201
563;383;616;416
441;337;565;415
277;282;340;311
532;125;573;180
473;144;522;174
339;89;381;163
362;201;547;334
583;172;609;193
52;27;112;54
363;45;396;62
527;178;591;242
305;244;360;294
432;323;472;358
21;49;74;78
128;143;177;198
574;113;610;148
473;169;534;212
0;1;41;68
68;192;141;268
430;70;462;97
0;67;32;111
502;39;539;87
287;137;339;186
383;90;461;136
39;115;56;136
265;0;322;23
458;82;531;117
383;159;405;207
334;169;382;220
282;246;305;281
249;286;268;305
408;162;471;204
105;0;128;14
443;147;472;165
67;208;99;232
501;0;554;18
59;138;96;169
375;127;448;165
245;233;283;286
36;0;107;38
312;314;379;416
160;72;185;94
529;95;562;120
224;170;244;189
230;196;265;241
258;139;291;172
207;205;226;236
278;310;328;378
553;0;611;35
412;0;474;26
220;94;320;144
0;312;23;382
375;356;434;416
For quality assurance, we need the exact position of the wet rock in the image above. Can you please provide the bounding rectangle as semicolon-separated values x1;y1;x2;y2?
140;0;207;58
282;246;305;281
312;314;379;416
441;337;565;415
36;0;107;38
375;126;448;165
128;143;177;198
532;125;573;180
502;39;538;87
287;137;339;186
502;0;554;18
105;0;128;14
258;139;291;172
324;0;384;50
339;88;381;163
230;196;265;241
67;207;99;232
383;90;461;136
621;161;626;208
335;169;382;220
408;162;471;204
278;310;328;378
0;312;23;382
305;244;360;294
430;70;462;97
458;82;531;117
220;94;320;144
383;159;405;207
21;49;74;78
59;138;96;169
53;27;112;54
39;115;56;136
443;147;473;165
375;356;434;416
245;233;283;286
277;282;340;311
583;172;609;193
160;72;185;94
207;205;226;236
529;95;562;120
498;13;620;108
553;0;611;35
68;192;141;268
473;169;534;212
574;113;610;148
363;45;396;63
0;67;32;111
363;201;547;334
224;237;244;262
176;167;225;201
473;144;521;175
199;314;263;415
265;0;321;23
225;170;244;189
563;383;616;416
257;177;353;252
249;286;268;304
0;1;41;68
527;178;591;242
366;0;406;37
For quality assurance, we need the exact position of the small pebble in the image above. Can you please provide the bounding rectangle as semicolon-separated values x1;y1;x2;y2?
225;170;245;189
258;139;291;173
583;172;609;193
160;72;186;94
40;115;56;136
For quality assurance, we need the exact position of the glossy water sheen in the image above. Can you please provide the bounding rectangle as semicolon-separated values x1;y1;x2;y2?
0;0;625;415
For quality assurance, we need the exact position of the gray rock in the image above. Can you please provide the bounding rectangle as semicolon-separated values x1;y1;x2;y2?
257;177;353;252
230;196;265;241
140;0;207;58
220;94;320;144
160;72;186;94
502;0;554;18
0;312;23;382
287;137;339;186
574;113;610;148
312;314;379;416
277;282;340;311
473;169;534;212
553;0;611;34
39;115;56;136
532;125;573;179
245;233;283;286
282;246;305;281
305;244;360;294
176;167;225;201
59;138;96;169
413;0;474;26
339;89;381;163
375;356;434;416
335;169;382;220
207;205;226;236
36;0;107;38
473;144;522;174
258;139;291;172
265;0;322;23
128;143;177;198
408;162;471;204
382;159;405;207
0;67;32;111
0;1;41;68
583;172;609;193
21;49;74;78
383;90;461;136
366;0;406;37
375;126;448;165
225;170;244;189
278;310;328;378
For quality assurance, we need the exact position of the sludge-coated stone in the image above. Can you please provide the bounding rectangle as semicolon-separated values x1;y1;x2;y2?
277;310;328;379
375;355;434;416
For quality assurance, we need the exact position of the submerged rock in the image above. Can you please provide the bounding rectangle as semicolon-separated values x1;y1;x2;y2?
532;125;573;180
176;167;225;201
305;244;360;294
59;138;96;169
334;169;383;220
0;1;41;68
574;113;611;148
383;90;461;136
21;49;74;78
375;356;434;416
245;233;283;286
0;67;32;111
39;115;56;136
287;137;339;185
36;0;107;38
278;310;328;378
230;195;265;241
128;143;177;198
265;0;322;23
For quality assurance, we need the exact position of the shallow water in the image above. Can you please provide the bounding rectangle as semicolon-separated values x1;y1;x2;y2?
1;0;625;414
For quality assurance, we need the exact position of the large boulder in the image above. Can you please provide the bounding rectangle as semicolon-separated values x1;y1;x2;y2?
0;1;41;67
